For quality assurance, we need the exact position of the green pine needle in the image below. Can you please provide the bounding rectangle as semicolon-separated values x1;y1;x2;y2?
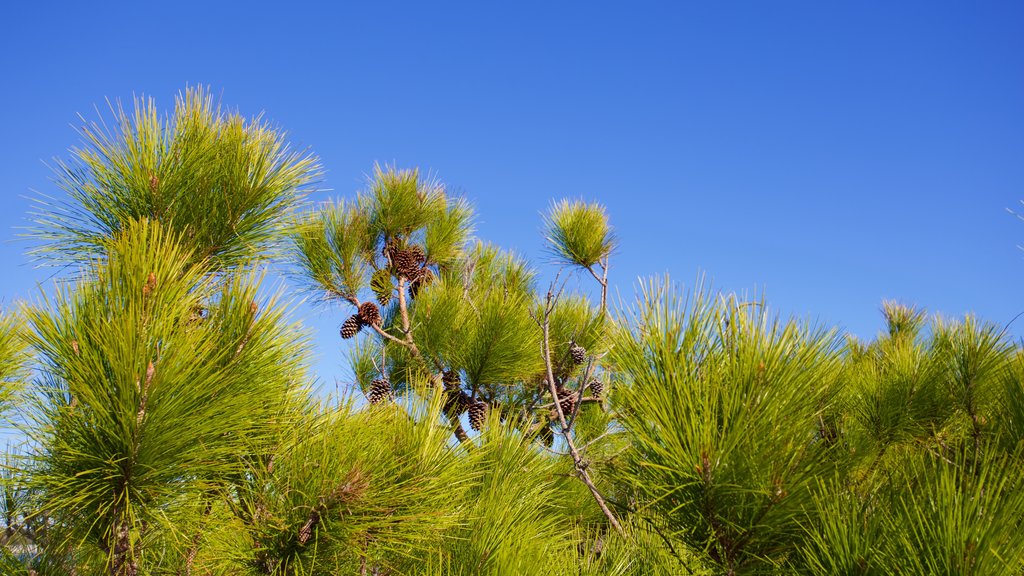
29;86;321;271
543;199;616;269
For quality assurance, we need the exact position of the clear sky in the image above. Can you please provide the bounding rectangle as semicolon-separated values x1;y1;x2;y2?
2;1;1023;389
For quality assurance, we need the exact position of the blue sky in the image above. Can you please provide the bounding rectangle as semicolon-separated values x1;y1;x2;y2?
2;2;1023;389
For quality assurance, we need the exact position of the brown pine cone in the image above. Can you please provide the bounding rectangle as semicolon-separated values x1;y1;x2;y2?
340;315;362;339
358;301;382;327
442;369;461;390
366;378;392;404
442;388;470;417
409;267;435;299
569;341;586;365
408;244;426;265
468;401;488;431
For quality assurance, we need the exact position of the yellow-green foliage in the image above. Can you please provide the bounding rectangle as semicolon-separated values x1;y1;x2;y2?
543;199;616;269
611;282;1024;574
22;220;310;573
32;87;320;270
17;93;1024;574
612;277;842;573
0;311;29;413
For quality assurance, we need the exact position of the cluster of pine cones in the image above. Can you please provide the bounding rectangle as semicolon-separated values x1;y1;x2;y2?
358;334;604;435
339;301;383;339
384;240;434;299
440;369;488;431
552;341;604;417
388;242;426;279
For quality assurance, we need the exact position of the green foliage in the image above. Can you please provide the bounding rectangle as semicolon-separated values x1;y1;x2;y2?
842;325;949;456
0;311;29;414
881;300;927;340
1000;351;1024;449
362;164;445;240
21;220;309;572
609;278;1024;574
13;92;1024;573
447;245;542;390
611;277;843;573
800;447;1024;574
31;86;319;270
405;272;467;366
0;548;24;573
543;199;616;268
287;164;471;311
436;415;576;575
575;519;710;576
217;396;470;575
424;194;474;268
289;199;372;301
932;315;1013;437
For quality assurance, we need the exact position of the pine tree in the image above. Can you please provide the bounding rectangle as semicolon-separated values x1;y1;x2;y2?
16;88;316;575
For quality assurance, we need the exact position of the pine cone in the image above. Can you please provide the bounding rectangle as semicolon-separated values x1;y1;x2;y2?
442;369;461;390
298;510;319;544
539;424;554;447
358;301;383;327
408;244;426;265
556;389;577;416
340;315;362;339
408;267;435;299
443;388;470;417
569;341;587;365
468;401;488;431
393;248;422;280
589;379;603;396
366;378;392;404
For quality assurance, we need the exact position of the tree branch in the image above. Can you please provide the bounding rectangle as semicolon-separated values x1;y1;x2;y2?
369;324;410;349
397;277;412;338
586;258;609;316
540;280;624;536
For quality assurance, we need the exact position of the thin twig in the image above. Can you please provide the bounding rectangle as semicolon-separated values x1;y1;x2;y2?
369;324;408;348
541;281;624;536
539;443;572;457
580;430;614;452
585;258;609;316
536;396;604;410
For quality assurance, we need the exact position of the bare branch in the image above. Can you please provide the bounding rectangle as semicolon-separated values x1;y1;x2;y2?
585;258;609;316
540;282;624;535
369;324;408;348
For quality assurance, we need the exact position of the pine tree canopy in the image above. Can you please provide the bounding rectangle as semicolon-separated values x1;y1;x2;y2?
1;88;1023;575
